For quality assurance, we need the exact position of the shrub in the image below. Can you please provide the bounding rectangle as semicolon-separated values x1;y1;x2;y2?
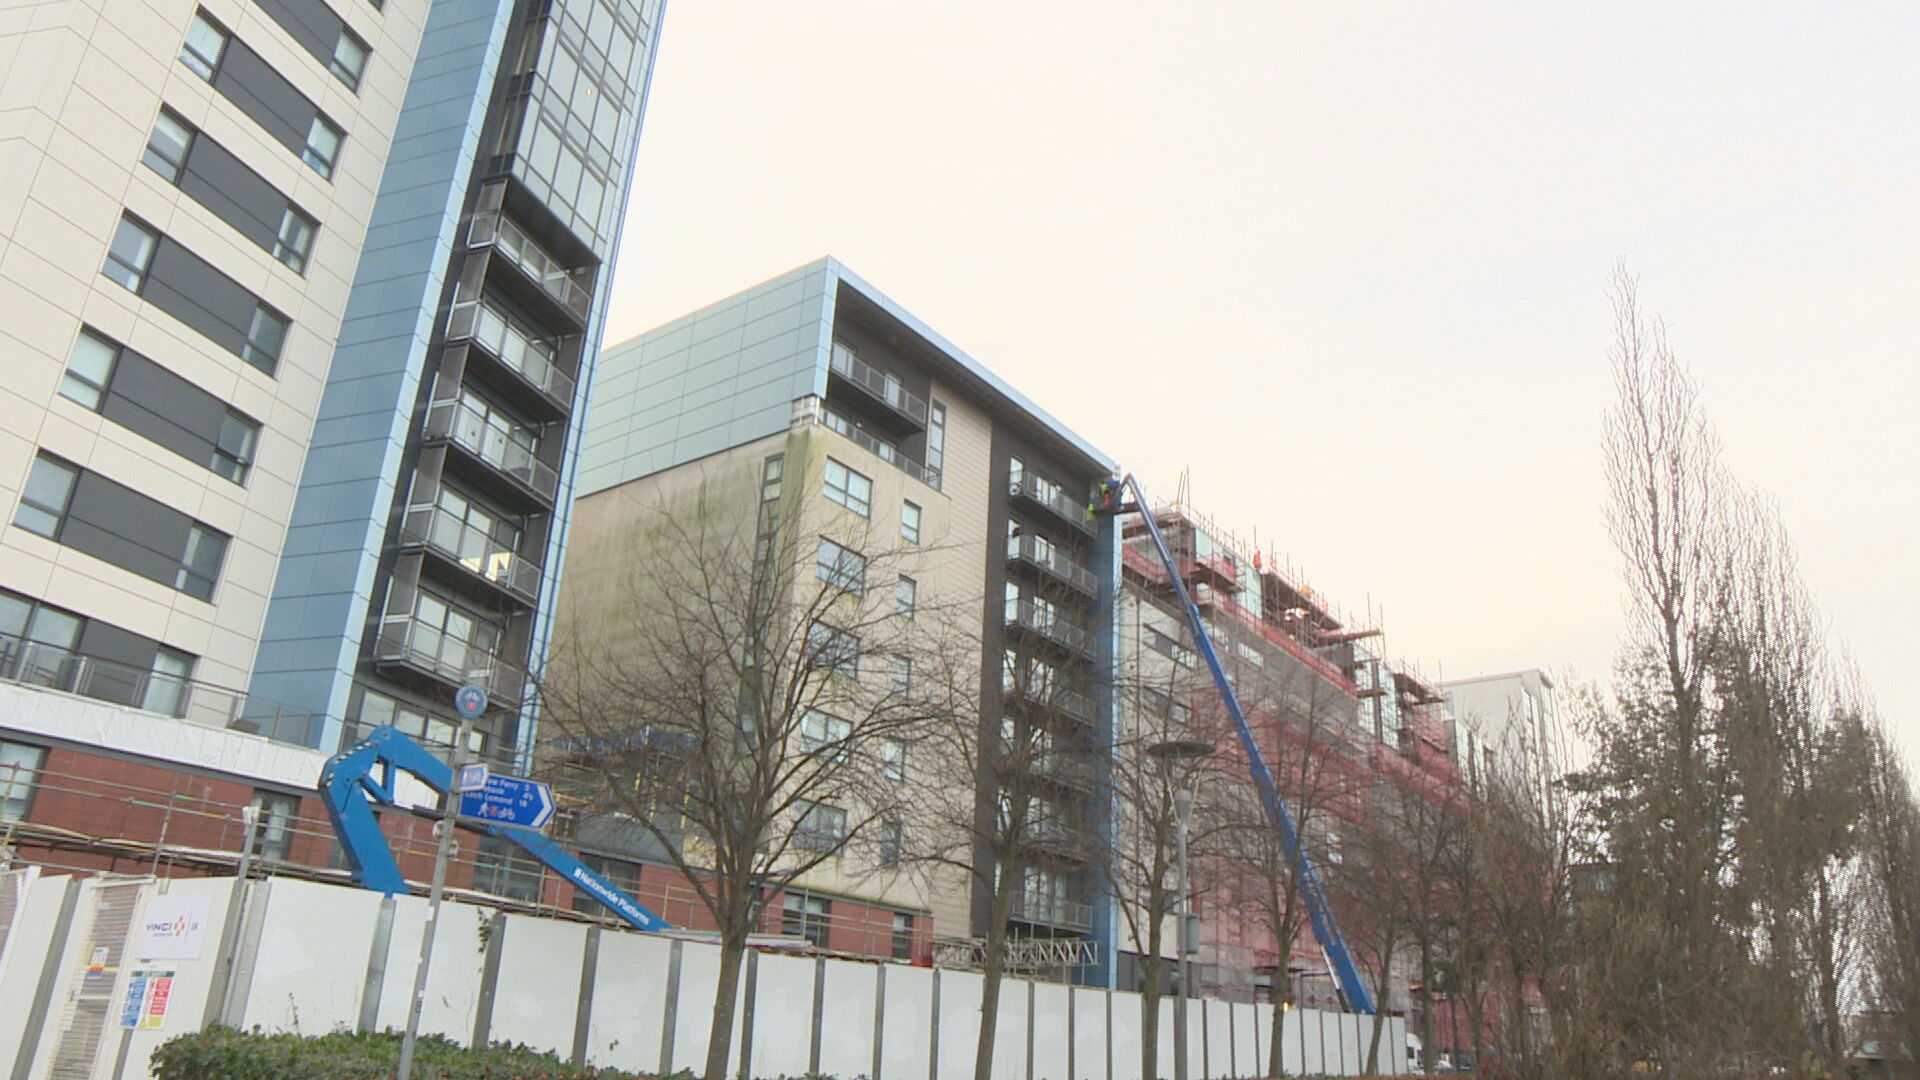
151;1028;653;1080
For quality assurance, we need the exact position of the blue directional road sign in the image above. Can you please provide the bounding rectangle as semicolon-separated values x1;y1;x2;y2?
457;773;555;830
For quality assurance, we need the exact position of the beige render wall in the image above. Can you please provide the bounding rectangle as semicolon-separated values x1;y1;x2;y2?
552;418;995;937
0;0;427;690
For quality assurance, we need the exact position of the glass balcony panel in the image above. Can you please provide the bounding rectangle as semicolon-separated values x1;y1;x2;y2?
401;505;542;602
469;211;592;323
426;399;559;502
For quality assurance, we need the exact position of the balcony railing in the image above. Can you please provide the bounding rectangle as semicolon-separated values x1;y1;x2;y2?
1032;750;1098;792
1006;534;1099;596
1006;680;1096;725
1009;887;1093;931
828;347;928;427
425;398;559;503
0;632;314;744
1009;472;1094;535
446;300;576;410
399;504;543;604
1005;598;1094;657
1027;816;1093;858
373;614;525;705
469;211;593;324
796;398;941;489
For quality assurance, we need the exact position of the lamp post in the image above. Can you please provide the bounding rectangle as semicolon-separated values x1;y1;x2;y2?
1147;737;1214;1080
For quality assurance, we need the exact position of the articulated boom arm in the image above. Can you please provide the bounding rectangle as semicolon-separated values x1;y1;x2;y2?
318;725;670;933
1098;475;1376;1015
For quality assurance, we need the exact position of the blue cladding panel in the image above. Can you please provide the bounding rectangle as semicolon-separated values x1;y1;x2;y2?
575;260;830;496
248;0;518;748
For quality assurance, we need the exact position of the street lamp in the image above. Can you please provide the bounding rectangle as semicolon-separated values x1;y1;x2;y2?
1147;737;1214;1080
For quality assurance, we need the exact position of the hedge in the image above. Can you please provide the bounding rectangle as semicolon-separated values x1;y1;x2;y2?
150;1028;656;1080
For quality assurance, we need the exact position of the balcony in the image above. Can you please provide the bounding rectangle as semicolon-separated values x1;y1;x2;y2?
372;614;525;706
1006;534;1099;597
0;632;314;744
828;346;927;432
446;300;576;415
1009;888;1093;932
1009;472;1095;535
1032;749;1098;793
1178;552;1238;591
796;398;941;489
425;398;559;505
398;504;543;605
1005;598;1094;658
1025;817;1094;863
1006;679;1096;726
468;211;593;326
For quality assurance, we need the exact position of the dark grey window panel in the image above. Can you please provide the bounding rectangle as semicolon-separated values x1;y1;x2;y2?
179;136;294;253
99;349;233;473
142;238;278;369
214;38;325;155
58;472;194;590
73;620;162;706
253;0;343;67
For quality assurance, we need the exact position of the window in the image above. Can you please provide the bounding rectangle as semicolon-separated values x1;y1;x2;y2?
806;621;858;679
243;304;289;373
59;331;118;410
926;402;947;481
878;819;903;866
273;208;317;273
821;458;871;517
895;576;917;619
143;647;194;716
1171;697;1192;727
330;29;369;88
900;500;920;543
572;854;642;914
355;686;457;748
473;835;543;901
761;454;784;502
14;455;77;539
814;538;866;596
794;802;847;854
247;790;300;861
0;741;47;822
799;709;850;758
302;114;344;178
891;912;915;960
102;216;158;292
1146;626;1195;668
179;10;229;79
175;524;229;601
888;656;911;697
142;109;194;182
881;738;906;782
782;892;830;947
213;410;260;483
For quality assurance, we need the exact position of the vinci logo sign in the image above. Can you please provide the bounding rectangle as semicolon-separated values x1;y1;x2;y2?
130;895;212;960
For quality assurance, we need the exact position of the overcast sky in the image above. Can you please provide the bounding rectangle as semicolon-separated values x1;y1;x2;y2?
601;0;1919;752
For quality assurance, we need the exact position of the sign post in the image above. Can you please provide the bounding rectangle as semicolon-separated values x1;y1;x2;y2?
397;684;487;1080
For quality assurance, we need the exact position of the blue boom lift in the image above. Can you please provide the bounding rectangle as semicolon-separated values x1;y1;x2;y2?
319;724;670;932
1096;474;1376;1015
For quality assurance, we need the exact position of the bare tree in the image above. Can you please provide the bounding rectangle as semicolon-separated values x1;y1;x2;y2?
1097;648;1229;1080
1860;720;1920;1072
1574;264;1896;1079
540;477;973;1080
1206;663;1371;1077
909;567;1100;1080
